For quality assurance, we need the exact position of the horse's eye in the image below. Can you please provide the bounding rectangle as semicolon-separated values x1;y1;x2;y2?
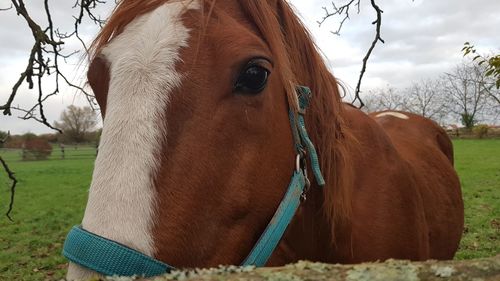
234;64;270;94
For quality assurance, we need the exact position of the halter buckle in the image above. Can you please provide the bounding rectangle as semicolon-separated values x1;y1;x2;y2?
295;154;301;172
296;154;311;203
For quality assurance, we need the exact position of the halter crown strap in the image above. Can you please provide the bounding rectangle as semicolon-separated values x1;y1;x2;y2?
290;86;326;186
62;86;325;277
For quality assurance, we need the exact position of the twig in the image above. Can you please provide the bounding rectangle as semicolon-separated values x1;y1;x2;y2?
1;0;107;220
0;132;17;221
1;0;103;129
0;4;12;11
1;0;62;128
318;0;360;35
352;0;384;108
318;0;385;109
0;157;17;221
59;0;107;53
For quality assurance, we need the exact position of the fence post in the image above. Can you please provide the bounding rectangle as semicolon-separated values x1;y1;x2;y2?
60;143;65;159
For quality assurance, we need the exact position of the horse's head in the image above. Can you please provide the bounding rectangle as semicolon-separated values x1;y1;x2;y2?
68;0;347;279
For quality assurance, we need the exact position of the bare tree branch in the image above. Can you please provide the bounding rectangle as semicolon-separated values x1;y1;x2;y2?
352;0;384;108
317;0;360;35
318;0;385;109
57;0;107;54
484;85;500;105
1;0;62;128
0;4;12;11
0;156;17;221
1;0;107;219
1;0;102;130
0;132;17;221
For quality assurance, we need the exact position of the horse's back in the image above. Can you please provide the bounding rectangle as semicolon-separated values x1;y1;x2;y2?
370;110;454;164
341;105;463;262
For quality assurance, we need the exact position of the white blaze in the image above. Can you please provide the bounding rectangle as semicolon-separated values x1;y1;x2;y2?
67;1;198;280
375;111;410;120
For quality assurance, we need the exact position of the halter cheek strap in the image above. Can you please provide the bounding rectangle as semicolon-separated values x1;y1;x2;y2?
62;86;325;278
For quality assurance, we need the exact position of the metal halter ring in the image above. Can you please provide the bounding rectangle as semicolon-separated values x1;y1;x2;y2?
295;154;302;172
296;154;311;202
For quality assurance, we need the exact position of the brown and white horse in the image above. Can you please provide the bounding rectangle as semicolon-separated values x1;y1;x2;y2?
67;0;464;279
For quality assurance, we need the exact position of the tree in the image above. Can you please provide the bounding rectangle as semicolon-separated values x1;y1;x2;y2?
462;43;500;105
405;79;448;124
0;131;8;148
54;105;98;143
443;62;492;130
362;86;408;113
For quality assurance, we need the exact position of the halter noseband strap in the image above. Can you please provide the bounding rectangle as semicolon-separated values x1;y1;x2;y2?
62;86;325;278
63;226;173;277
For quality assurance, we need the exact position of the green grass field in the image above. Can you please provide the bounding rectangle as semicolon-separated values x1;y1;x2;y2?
0;147;95;280
452;140;500;260
0;140;499;280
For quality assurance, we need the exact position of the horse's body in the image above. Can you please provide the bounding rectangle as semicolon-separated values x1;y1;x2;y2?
266;106;463;265
67;1;463;279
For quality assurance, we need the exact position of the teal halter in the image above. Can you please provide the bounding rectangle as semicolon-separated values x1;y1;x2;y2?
63;86;325;278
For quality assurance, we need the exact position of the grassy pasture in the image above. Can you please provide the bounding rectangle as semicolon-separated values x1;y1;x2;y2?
0;147;95;280
0;140;499;280
452;140;500;260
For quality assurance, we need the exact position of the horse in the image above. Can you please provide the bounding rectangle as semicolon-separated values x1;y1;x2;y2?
64;0;464;279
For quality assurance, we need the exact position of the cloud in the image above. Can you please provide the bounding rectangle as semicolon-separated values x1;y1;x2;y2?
1;0;499;134
294;0;500;90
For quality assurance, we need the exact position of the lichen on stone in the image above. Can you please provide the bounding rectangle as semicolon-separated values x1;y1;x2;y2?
284;260;330;273
105;276;137;281
153;264;256;281
260;271;303;281
346;260;420;281
431;265;456;278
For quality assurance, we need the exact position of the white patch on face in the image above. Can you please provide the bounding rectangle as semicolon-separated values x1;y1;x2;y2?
67;1;199;280
375;111;410;120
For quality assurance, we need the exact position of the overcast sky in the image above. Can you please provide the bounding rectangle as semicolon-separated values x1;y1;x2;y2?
0;0;499;134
